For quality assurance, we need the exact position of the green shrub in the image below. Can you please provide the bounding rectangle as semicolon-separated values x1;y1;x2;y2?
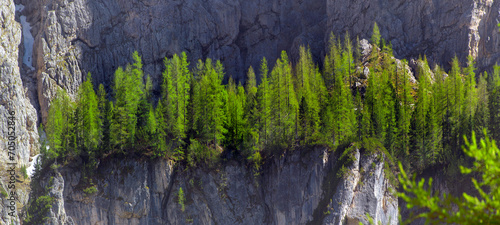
0;186;7;198
20;165;28;180
24;195;54;225
83;185;98;195
178;187;185;212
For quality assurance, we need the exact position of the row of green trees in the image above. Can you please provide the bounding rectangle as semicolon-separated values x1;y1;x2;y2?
43;25;500;171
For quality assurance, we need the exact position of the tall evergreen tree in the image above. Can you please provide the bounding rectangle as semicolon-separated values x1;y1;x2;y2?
331;44;357;146
244;66;260;154
474;72;489;141
163;52;191;143
192;58;227;146
46;89;75;159
395;59;414;158
463;55;478;139
488;65;500;141
225;78;246;150
269;51;298;146
110;51;145;151
296;46;322;143
446;56;465;154
257;58;271;147
76;72;101;159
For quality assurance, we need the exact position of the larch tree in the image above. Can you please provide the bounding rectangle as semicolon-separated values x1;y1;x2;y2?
269;51;298;146
296;46;321;143
110;51;145;151
488;65;500;142
163;52;191;143
46;89;75;160
76;72;101;159
257;58;271;147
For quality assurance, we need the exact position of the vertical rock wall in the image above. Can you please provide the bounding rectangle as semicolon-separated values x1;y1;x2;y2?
32;148;397;225
0;0;39;224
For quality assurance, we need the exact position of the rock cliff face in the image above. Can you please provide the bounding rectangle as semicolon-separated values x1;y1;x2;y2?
33;148;397;225
0;1;39;224
0;0;38;167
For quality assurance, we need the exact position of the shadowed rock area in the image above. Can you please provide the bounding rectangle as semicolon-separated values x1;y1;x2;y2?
32;148;397;225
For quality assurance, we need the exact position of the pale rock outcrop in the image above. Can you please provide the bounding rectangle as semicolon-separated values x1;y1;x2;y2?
323;149;398;225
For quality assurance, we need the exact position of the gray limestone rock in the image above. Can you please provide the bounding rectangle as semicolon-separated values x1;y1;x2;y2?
31;148;398;225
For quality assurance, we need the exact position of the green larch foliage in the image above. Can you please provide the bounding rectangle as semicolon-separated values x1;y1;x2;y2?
488;65;500;141
395;59;414;158
370;22;381;61
225;78;247;150
192;59;227;146
463;55;478;139
46;89;75;159
296;46;322;143
154;100;168;158
257;58;271;146
110;51;145;151
331;44;357;146
446;56;465;154
244;66;260;155
411;57;433;169
371;22;381;47
163;52;191;141
323;32;341;90
76;72;101;157
474;72;489;141
97;84;111;155
399;131;500;224
269;51;298;147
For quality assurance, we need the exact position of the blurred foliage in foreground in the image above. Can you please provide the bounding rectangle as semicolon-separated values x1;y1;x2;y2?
398;131;500;224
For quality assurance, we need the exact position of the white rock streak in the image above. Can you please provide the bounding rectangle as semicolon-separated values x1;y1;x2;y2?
15;4;34;70
27;154;41;177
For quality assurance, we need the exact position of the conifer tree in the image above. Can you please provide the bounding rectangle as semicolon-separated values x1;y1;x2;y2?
76;72;101;158
370;22;381;61
474;72;489;141
411;57;439;169
192;58;227;146
225;78;246;149
463;55;478;139
154;100;168;158
296;46;321;143
488;65;500;141
395;59;414;158
46;89;75;159
257;58;271;146
269;51;298;146
97;84;111;155
244;66;260;154
163;52;191;143
446;56;465;154
110;51;145;151
331;48;357;146
371;22;381;48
